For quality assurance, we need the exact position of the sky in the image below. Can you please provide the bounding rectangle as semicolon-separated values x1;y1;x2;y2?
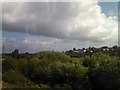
2;1;118;53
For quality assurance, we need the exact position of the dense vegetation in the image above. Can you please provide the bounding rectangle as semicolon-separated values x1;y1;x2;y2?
2;47;120;90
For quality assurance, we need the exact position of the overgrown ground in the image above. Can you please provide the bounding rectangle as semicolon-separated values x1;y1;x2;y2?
2;51;120;90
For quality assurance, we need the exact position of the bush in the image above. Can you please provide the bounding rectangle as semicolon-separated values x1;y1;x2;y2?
86;53;120;89
3;70;36;88
2;56;19;72
2;51;120;89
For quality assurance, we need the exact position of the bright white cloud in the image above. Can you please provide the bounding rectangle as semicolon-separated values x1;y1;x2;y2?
2;1;118;52
2;2;118;43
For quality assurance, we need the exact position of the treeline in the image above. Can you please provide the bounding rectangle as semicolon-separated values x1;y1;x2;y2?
65;45;120;58
2;48;120;89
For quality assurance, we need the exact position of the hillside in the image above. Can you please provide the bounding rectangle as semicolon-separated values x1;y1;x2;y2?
2;51;120;90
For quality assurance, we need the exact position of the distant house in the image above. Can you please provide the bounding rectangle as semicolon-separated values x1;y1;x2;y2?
72;48;87;54
79;49;86;54
72;48;79;53
101;46;109;51
73;50;79;53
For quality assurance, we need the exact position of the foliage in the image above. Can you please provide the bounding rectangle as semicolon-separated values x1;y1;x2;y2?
82;52;120;89
2;51;120;90
3;70;36;88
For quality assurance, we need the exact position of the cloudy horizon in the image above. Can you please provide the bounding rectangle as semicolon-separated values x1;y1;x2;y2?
2;1;118;53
